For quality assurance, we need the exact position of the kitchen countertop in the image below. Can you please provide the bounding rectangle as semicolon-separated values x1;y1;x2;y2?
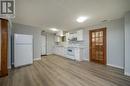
55;45;87;48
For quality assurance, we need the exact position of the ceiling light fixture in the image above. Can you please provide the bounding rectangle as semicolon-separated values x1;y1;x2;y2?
76;16;88;23
49;28;59;32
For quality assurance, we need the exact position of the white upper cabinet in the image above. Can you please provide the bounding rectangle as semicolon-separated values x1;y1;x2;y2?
65;32;70;41
55;36;61;42
56;30;64;36
65;30;84;41
77;30;84;41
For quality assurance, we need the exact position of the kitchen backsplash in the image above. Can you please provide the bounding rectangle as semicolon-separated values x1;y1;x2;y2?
69;40;86;45
55;41;87;47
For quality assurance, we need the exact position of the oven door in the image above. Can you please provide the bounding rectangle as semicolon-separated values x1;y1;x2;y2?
67;47;75;56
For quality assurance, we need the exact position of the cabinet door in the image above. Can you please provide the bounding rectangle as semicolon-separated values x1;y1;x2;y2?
77;30;83;41
58;47;61;55
56;30;63;36
54;47;58;54
65;33;69;41
55;36;61;42
55;36;57;42
69;33;73;40
61;47;65;56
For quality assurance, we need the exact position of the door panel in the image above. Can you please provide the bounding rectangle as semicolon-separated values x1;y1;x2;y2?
41;35;46;55
14;45;33;67
89;28;106;64
0;19;8;77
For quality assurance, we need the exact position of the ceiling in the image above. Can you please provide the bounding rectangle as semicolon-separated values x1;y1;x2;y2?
13;0;130;31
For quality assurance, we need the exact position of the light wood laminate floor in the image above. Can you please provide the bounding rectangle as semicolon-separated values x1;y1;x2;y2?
0;55;130;86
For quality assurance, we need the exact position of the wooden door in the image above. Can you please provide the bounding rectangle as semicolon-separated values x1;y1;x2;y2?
0;18;8;77
89;28;106;64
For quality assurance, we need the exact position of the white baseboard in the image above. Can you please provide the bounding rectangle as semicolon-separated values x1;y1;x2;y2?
47;53;53;55
107;64;124;69
125;72;130;76
84;59;89;61
8;66;11;69
33;57;41;61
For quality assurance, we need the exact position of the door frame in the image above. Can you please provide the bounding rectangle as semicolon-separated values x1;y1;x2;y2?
41;35;47;56
89;28;107;65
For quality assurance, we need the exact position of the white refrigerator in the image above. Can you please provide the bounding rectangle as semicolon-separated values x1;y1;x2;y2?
14;34;33;67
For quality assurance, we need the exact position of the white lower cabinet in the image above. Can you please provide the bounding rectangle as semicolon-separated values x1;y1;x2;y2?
54;46;66;57
54;46;85;61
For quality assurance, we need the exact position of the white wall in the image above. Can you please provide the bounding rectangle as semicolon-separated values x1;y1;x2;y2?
107;19;124;69
89;18;125;68
69;18;125;69
125;12;130;76
85;18;125;69
12;23;42;61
